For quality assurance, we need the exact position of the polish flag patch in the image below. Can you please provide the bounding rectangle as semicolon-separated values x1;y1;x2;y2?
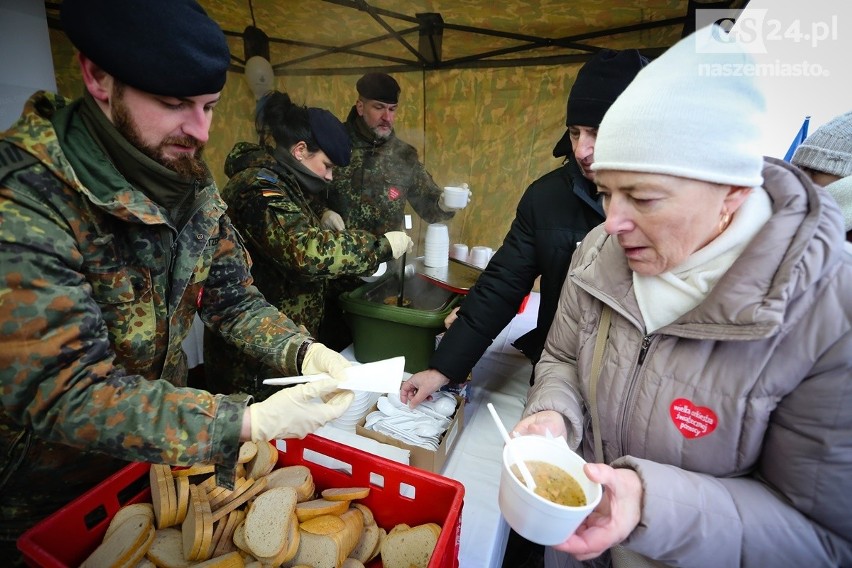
387;186;401;201
669;398;717;439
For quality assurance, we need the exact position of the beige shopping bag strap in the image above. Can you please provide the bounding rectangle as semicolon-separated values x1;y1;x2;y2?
589;304;612;464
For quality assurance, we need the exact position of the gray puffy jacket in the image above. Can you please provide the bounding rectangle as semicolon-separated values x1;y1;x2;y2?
526;159;852;567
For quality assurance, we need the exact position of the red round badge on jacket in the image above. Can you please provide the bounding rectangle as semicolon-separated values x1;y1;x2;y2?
387;186;401;201
669;398;717;439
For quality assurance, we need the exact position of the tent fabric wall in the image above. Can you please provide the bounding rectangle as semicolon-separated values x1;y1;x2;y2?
44;14;680;254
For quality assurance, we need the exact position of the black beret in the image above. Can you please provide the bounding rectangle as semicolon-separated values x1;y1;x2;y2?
356;73;401;104
61;0;230;97
308;108;351;167
553;49;649;158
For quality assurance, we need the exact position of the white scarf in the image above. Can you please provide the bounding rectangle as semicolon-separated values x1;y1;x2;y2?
634;187;772;333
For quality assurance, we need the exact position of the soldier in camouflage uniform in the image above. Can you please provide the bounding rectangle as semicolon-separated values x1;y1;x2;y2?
0;2;353;560
204;92;413;399
318;73;469;348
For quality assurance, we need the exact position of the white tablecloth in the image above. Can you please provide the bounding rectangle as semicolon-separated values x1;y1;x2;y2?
442;292;538;568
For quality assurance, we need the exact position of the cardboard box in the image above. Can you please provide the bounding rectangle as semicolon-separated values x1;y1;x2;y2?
356;397;464;473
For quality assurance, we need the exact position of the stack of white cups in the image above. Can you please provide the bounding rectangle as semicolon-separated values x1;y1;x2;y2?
424;223;450;267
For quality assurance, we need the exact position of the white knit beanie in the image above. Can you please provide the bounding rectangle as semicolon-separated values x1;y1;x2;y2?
592;25;766;187
791;111;852;178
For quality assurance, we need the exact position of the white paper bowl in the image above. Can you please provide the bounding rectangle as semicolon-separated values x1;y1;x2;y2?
498;435;602;546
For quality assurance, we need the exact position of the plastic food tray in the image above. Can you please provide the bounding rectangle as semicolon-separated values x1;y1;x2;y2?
18;434;465;568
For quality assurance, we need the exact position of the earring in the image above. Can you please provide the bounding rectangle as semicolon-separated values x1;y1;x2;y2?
719;211;731;234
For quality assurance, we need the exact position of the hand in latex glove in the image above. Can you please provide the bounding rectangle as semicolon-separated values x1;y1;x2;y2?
301;342;351;381
249;379;354;441
321;209;345;230
383;231;414;259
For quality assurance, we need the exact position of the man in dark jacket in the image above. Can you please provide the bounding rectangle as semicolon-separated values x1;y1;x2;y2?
401;49;649;406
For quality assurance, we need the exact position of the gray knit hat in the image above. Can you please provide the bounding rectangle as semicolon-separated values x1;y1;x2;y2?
792;111;852;178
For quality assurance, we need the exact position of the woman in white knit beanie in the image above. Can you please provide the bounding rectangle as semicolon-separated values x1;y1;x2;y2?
513;24;852;568
792;110;852;240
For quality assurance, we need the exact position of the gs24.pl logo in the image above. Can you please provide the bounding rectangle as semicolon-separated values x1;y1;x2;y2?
696;9;839;53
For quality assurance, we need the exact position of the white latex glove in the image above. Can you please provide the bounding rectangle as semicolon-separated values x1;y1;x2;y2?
248;379;354;441
320;209;345;230
300;342;351;381
383;231;414;259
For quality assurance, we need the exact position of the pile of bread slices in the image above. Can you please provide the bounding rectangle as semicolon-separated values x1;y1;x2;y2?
81;441;440;568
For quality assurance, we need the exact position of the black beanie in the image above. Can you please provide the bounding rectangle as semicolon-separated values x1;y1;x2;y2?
61;0;230;97
553;49;649;158
356;73;401;104
308;108;351;167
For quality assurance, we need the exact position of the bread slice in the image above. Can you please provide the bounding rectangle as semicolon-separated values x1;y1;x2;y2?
171;464;215;478
351;504;374;527
231;521;249;556
150;464;176;529
348;523;380;563
284;530;340;568
244;486;298;559
265;465;314;502
212;509;244;558
300;513;346;535
294;498;349;523
337;508;365;561
379;523;439;568
370;527;386;562
174;475;190;525
320;487;370;501
211;476;267;523
145;528;190;568
81;513;154;568
342;559;365;568
246;441;277;479
188;551;245;568
104;503;155;541
238;441;258;464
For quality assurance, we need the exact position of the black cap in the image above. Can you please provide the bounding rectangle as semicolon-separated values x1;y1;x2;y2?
553;49;649;158
356;73;401;104
61;0;230;97
308;108;351;167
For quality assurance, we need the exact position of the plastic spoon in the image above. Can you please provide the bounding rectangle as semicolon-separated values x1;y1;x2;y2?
486;403;537;492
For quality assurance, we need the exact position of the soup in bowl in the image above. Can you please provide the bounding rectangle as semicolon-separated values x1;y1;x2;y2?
499;435;602;545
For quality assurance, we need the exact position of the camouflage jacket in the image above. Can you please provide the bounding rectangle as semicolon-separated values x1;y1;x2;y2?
325;106;453;235
0;93;311;518
203;143;394;396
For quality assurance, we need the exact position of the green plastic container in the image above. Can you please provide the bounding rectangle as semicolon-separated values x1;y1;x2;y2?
339;272;462;373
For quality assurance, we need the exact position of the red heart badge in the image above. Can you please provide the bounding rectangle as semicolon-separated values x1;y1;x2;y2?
669;398;718;439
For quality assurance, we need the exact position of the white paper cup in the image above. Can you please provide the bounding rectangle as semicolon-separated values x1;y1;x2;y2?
499;435;602;546
469;245;492;268
450;243;469;262
442;186;470;209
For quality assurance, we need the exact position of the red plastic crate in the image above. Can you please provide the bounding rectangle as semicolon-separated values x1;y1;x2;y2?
18;434;464;568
